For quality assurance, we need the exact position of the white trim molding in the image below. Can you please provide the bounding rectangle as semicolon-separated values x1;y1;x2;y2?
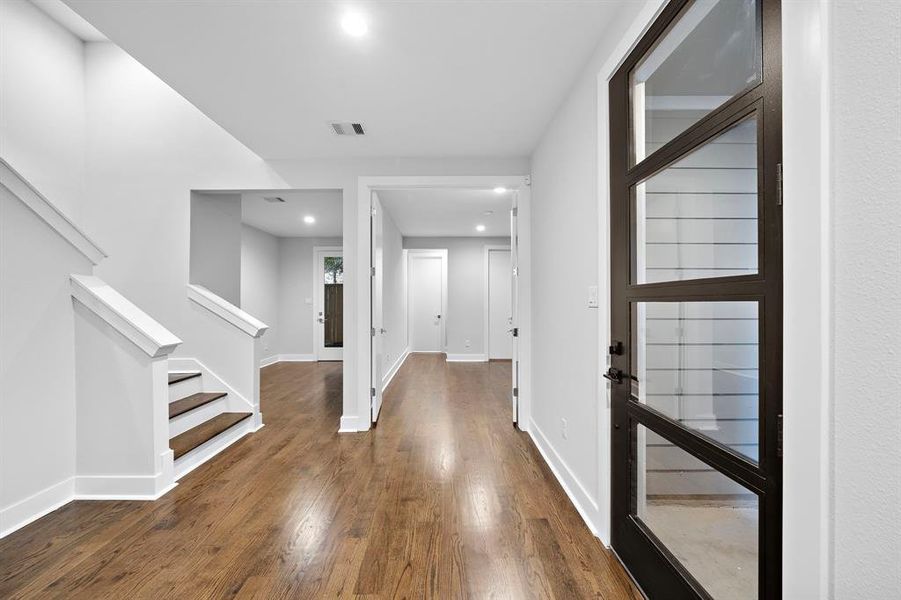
382;347;410;391
187;284;268;338
71;275;182;358
445;354;488;363
0;478;75;539
260;354;317;367
0;157;106;265
529;421;602;537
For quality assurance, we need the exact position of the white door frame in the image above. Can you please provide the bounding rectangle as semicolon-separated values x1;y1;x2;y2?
313;246;344;361
406;249;448;354
353;175;532;433
483;245;512;361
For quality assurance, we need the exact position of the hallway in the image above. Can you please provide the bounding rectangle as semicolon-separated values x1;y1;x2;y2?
0;356;640;599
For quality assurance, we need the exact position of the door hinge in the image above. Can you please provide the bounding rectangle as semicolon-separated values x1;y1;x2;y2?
371;387;376;397
371;327;376;337
512;327;519;337
370;266;376;277
777;413;784;458
776;162;783;206
513;387;519;397
511;207;518;217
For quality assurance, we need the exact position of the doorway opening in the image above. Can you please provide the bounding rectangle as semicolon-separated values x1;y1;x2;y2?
189;187;346;371
358;176;530;429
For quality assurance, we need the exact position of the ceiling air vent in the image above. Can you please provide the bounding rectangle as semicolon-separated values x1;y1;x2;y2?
329;122;365;136
263;196;286;203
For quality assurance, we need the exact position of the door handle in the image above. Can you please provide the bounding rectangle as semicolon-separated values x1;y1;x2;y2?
603;367;623;384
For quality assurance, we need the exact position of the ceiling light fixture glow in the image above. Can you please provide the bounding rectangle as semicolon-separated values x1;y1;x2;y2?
303;215;316;224
475;224;486;232
341;12;368;37
493;187;507;194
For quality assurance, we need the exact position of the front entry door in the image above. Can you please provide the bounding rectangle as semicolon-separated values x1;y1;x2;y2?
315;248;344;361
609;1;782;598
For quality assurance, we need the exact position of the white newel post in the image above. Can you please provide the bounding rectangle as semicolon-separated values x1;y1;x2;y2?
70;275;182;498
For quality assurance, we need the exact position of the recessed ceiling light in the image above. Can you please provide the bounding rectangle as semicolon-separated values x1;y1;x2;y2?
493;187;507;194
475;224;486;232
341;12;368;37
483;210;494;216
303;215;316;224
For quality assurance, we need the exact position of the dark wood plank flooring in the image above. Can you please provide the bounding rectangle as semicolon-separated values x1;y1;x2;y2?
0;354;641;599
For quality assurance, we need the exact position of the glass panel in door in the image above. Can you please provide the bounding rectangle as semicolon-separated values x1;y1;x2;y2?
634;117;758;285
323;256;343;349
632;300;759;462
630;0;760;165
635;424;759;599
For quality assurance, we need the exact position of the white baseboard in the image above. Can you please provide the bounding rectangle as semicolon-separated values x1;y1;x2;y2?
445;353;488;362
174;415;255;480
0;471;179;539
75;475;177;500
0;477;75;538
279;353;316;362
261;354;317;367
528;420;602;538
382;347;410;391
338;414;368;433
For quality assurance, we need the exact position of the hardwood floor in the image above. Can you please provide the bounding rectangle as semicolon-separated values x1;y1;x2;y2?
0;354;642;599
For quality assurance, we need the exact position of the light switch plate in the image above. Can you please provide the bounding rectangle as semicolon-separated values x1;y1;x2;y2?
588;285;599;308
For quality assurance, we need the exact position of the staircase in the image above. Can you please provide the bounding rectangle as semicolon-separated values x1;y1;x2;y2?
167;370;253;476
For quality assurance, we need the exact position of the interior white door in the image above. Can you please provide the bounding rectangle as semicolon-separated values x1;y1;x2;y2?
409;256;443;352
315;248;343;361
488;249;513;359
371;195;384;422
510;202;519;424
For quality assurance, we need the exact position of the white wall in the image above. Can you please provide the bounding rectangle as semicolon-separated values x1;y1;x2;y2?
1;7;529;526
381;208;407;376
830;2;901;596
80;38;528;424
240;224;281;362
403;236;511;358
0;183;93;534
190;192;243;306
277;236;343;357
528;0;646;538
0;0;86;221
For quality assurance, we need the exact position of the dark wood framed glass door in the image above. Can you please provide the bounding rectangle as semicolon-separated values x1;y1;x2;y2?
608;0;781;598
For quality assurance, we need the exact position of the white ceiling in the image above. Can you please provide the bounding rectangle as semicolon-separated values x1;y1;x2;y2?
63;0;627;160
377;188;513;238
242;190;342;238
